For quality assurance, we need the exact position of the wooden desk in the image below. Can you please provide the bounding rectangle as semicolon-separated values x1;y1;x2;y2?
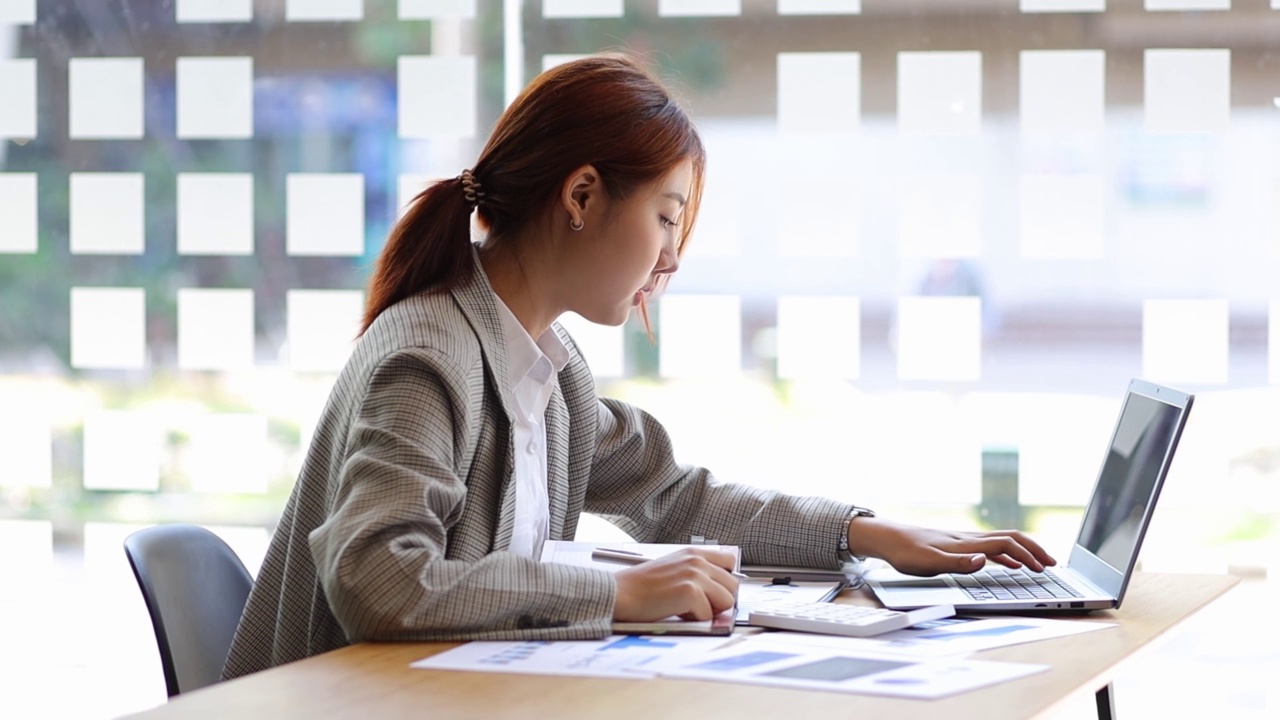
123;572;1238;720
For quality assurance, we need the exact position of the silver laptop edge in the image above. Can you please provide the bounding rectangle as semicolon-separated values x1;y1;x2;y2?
869;378;1194;613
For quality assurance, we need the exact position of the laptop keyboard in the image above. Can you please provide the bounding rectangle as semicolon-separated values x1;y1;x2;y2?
954;567;1084;601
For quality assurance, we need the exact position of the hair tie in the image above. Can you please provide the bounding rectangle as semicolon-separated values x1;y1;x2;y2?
459;169;485;210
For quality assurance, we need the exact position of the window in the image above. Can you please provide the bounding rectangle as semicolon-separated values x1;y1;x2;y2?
1;2;1275;715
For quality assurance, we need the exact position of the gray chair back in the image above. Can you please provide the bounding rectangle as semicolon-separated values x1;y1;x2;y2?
123;524;254;697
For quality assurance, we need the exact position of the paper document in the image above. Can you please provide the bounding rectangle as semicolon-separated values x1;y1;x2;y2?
541;540;846;627
540;540;738;571
646;633;1048;699
864;614;1117;655
410;635;736;679
540;540;741;636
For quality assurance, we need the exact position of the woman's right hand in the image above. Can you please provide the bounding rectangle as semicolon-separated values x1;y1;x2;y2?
612;547;739;622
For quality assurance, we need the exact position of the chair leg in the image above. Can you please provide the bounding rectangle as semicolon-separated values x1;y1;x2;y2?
1095;682;1116;720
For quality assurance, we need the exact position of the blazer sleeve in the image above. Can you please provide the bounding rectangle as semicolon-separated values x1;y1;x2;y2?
584;398;856;570
309;348;616;642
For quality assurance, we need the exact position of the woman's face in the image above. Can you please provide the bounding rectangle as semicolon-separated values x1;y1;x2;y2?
568;159;693;327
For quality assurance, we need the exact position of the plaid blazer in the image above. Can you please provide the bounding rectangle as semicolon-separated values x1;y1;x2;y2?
223;248;855;679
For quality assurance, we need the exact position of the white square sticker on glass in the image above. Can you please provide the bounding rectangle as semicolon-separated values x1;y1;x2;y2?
658;0;741;16
71;287;146;369
898;52;982;137
0;59;35;139
397;173;434;219
0;521;52;578
1271;300;1279;385
898;173;982;259
777;52;860;134
555;312;625;378
286;0;363;21
658;295;740;378
398;55;476;138
1020;50;1104;135
82;410;162;491
778;0;860;14
286;173;365;256
296;383;334;452
177;173;254;255
1019;173;1105;259
399;0;476;18
543;54;591;72
68;57;143;139
84;522;154;592
177;288;254;371
0;173;37;253
286;289;363;372
896;296;982;382
544;0;623;17
1016;393;1118;506
1146;0;1228;9
1020;0;1104;10
776;296;860;380
777;173;859;257
1142;299;1229;384
176;57;253;139
0;0;35;23
860;392;980;505
685;171;741;258
177;0;252;22
0;412;51;488
1144;49;1230;134
204;525;272;578
186;413;269;493
70;173;145;254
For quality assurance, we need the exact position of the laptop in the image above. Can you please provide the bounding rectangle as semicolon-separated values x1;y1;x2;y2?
867;378;1194;613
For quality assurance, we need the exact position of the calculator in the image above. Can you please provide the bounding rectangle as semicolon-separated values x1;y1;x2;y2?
747;601;956;638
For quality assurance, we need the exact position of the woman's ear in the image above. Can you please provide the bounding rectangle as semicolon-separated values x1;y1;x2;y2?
561;164;600;227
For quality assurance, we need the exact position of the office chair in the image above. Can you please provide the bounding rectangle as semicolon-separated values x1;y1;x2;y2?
123;524;254;697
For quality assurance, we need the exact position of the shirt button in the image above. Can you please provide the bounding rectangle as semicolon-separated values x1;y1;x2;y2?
526;441;537;454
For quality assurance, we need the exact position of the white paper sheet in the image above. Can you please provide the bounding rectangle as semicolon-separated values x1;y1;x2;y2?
737;612;1115;661
863;614;1116;656
411;635;735;679
650;634;1047;699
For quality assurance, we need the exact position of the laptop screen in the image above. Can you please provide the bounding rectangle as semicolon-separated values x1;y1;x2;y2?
1075;391;1184;571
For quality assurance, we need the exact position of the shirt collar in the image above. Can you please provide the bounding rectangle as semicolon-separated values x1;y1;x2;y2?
491;292;570;386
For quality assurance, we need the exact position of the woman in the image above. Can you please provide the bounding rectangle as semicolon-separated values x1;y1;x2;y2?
224;54;1053;679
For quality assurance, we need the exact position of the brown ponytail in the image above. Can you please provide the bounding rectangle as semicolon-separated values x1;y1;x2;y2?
360;177;474;334
361;53;706;335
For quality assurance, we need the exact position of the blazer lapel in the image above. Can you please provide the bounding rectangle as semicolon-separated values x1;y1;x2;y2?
450;245;519;551
544;383;571;541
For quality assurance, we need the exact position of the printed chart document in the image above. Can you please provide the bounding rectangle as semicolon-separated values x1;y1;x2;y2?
862;614;1117;656
745;615;1117;661
540;540;743;636
646;633;1048;700
411;635;736;679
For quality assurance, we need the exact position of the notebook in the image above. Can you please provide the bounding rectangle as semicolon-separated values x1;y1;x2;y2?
539;540;739;635
867;378;1194;613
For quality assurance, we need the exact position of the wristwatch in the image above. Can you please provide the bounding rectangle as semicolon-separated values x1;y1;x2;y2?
837;505;877;564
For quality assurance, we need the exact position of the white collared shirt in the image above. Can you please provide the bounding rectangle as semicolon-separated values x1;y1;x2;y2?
493;295;570;560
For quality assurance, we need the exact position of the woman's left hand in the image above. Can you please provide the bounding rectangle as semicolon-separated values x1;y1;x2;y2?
847;517;1057;577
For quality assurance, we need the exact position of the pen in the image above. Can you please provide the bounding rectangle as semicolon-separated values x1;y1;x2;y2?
591;547;751;579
